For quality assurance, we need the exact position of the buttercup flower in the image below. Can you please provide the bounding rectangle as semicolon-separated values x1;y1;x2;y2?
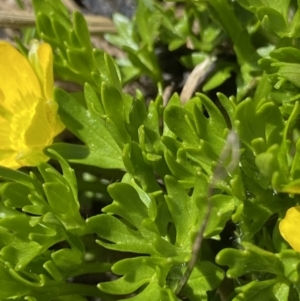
0;40;64;168
279;206;300;252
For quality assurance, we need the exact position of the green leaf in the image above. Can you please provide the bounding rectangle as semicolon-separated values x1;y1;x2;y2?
46;143;118;169
100;82;130;144
257;7;287;37
104;183;150;228
51;233;84;274
205;194;235;237
276;64;300;88
43;183;83;228
217;93;236;125
0;214;56;270
2;182;32;208
105;13;137;50
202;63;235;92
234;98;284;151
0;166;34;189
127;97;148;141
99;257;167;295
165;176;198;248
123;282;175;301
105;5;162;84
93;50;122;92
84;82;105;116
182;261;224;301
123;142;161;192
207;0;258;65
46;149;78;199
0;262;31;299
54;88;124;169
33;0;95;85
195;93;227;152
164;150;195;185
232;278;289;301
135;0;161;50
217;243;280;278
87;214;157;254
164;105;199;147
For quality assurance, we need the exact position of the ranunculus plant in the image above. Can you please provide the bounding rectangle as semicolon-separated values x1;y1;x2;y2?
1;0;300;300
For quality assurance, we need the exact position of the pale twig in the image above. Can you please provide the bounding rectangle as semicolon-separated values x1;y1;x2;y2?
162;84;174;106
175;131;240;297
180;56;216;104
0;10;116;34
62;0;81;11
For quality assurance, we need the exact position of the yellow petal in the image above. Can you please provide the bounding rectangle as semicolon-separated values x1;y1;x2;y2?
24;99;64;148
29;41;53;100
37;43;54;100
15;149;49;167
0;41;41;112
0;150;20;169
24;98;53;147
0;41;64;169
45;100;65;136
0;115;12;147
279;206;300;252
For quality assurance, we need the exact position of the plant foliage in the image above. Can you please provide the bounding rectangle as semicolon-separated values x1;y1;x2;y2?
2;0;300;300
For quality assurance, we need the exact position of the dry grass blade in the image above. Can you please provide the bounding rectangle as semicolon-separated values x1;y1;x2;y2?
62;0;81;11
0;10;116;34
180;56;216;104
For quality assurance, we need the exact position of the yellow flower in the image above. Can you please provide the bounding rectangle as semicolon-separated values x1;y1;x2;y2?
0;40;64;169
279;206;300;252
